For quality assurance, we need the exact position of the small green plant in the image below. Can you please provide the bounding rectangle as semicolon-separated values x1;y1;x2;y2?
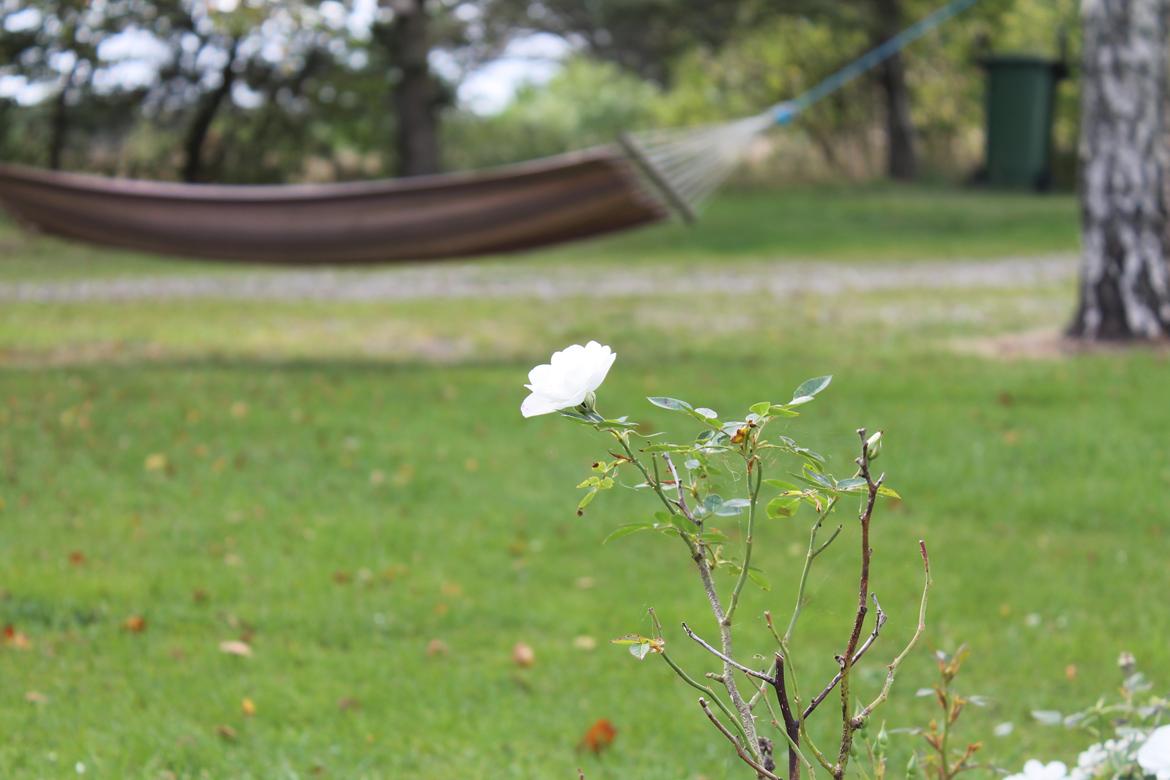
907;647;986;779
522;342;931;779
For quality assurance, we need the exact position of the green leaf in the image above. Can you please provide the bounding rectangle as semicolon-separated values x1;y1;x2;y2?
699;528;731;544
749;401;772;417
647;397;692;412
766;496;799;518
577;488;598;512
763;479;801;491
767;405;800;417
641;443;692;453
715;498;751;516
746;568;771;591
791;376;832;403
878;485;902;499
595;418;640;431
835;477;867;493
602;523;654;544
801;464;834;488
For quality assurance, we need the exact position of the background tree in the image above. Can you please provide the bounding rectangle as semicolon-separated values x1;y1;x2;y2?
1068;0;1170;339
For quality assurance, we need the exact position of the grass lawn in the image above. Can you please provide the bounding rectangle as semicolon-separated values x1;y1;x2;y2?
0;184;1078;282
2;186;1164;780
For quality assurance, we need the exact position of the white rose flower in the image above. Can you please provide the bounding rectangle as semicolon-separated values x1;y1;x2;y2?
521;341;616;418
1138;725;1170;780
1006;760;1072;780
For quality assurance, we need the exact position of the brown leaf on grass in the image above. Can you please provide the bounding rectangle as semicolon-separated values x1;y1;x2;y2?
215;724;238;741
337;697;361;712
230;401;249;419
577;719;617;754
241;697;256;717
512;642;535;668
2;624;31;650
24;691;47;704
425;639;449;658
193;589;209;604
332;571;351;585
219;640;253;657
68;551;86;566
144;453;169;472
1065;664;1078;680
122;615;147;633
573;636;597;651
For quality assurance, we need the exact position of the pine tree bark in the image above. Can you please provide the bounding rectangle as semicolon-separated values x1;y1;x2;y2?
1069;0;1170;339
385;0;440;177
872;0;917;181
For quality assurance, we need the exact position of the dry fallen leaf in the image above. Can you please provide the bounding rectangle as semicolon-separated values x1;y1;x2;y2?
575;576;595;590
3;624;31;650
512;642;535;668
144;453;168;472
219;640;253;657
426;639;449;658
122;615;147;633
230;401;249;419
24;691;47;704
241;697;256;717
68;551;86;566
1065;664;1078;680
577;718;617;754
573;636;597;651
215;724;238;741
337;697;360;712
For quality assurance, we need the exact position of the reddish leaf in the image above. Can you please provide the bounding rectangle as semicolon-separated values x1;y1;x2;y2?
577;719;617;754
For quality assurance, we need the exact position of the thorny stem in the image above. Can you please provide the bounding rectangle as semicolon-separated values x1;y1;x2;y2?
610;434;760;759
833;428;884;779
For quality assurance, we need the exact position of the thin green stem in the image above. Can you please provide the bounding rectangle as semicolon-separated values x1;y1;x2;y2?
725;457;763;624
784;497;840;645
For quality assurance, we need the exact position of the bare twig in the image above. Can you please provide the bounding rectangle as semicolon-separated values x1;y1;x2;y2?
698;698;782;780
802;593;887;720
661;453;700;526
681;622;774;683
855;540;932;721
833;428;884;779
773;653;803;780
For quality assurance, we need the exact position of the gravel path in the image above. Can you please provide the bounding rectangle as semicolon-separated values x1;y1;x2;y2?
0;254;1078;303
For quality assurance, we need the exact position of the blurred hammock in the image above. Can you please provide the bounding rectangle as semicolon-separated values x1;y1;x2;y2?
0;0;978;265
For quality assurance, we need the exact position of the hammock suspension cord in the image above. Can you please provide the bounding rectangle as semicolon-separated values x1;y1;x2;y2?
621;0;983;220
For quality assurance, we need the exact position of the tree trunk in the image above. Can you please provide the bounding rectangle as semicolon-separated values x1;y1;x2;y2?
1069;0;1170;339
48;59;82;170
385;0;440;177
181;39;239;183
872;0;917;181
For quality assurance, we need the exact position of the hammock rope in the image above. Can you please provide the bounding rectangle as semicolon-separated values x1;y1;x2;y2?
622;0;983;221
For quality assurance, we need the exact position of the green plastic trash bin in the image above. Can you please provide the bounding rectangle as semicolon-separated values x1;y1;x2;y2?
980;55;1067;190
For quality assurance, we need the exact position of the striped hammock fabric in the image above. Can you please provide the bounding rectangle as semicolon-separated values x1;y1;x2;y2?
0;148;668;265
